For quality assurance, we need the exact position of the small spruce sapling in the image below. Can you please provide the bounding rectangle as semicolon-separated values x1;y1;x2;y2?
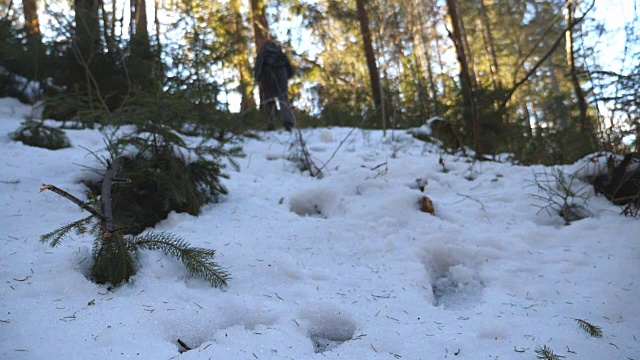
40;158;229;288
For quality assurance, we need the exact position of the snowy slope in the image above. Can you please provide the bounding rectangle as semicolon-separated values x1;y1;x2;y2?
0;97;638;359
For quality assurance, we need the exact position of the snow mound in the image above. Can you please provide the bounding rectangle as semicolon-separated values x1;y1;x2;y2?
289;187;343;217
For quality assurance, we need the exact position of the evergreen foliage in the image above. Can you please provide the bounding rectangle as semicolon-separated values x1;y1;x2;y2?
515;127;595;166
133;231;229;287
534;345;565;360
90;119;243;234
91;232;138;286
0;16;48;103
409;118;463;153
41;214;98;247
12;119;71;150
445;86;514;155
317;101;368;128
42;95;95;125
575;318;603;338
2;0;638;166
40;183;229;288
116;92;198;132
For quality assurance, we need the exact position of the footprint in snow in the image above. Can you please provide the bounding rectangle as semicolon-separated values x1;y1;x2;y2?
300;304;357;353
421;244;485;309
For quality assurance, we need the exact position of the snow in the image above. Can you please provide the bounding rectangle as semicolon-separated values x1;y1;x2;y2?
0;97;638;359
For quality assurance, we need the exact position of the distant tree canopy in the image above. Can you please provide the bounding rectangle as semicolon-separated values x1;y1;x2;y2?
0;0;638;163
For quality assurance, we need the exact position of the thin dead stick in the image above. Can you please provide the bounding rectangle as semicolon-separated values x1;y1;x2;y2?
40;184;105;219
295;127;320;177
318;127;357;172
283;101;321;177
455;192;486;212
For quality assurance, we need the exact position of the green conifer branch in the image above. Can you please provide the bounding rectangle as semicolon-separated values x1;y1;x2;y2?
91;232;103;261
40;214;97;247
575;318;603;338
133;231;229;288
91;233;137;286
534;345;565;360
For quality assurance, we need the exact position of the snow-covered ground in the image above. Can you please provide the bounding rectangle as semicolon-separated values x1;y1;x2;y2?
0;97;638;359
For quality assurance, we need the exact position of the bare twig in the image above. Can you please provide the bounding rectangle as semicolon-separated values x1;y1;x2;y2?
512;0;571;79
40;184;104;219
2;0;14;19
318;127;357;172
362;160;388;178
283;101;321;177
501;0;596;108
70;39;111;113
530;168;592;224
456;192;486;212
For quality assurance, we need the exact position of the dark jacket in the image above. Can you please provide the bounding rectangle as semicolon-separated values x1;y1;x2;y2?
255;41;293;99
254;41;293;80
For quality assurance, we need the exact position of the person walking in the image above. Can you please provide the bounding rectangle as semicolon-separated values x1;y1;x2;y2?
254;38;294;131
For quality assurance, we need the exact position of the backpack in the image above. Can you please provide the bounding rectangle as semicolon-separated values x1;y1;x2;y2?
255;41;293;80
264;43;287;68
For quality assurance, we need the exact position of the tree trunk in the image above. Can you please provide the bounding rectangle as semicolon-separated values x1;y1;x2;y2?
73;0;101;103
154;0;164;85
129;0;153;90
74;0;101;61
250;0;269;47
411;28;432;120
101;1;116;54
565;0;590;134
410;0;437;122
112;0;117;45
131;0;148;37
355;0;382;113
249;0;270;109
425;56;438;117
376;34;387;135
477;0;500;88
22;0;41;84
231;0;255;111
527;0;564;130
433;27;449;103
22;0;39;39
457;4;477;89
446;0;480;155
522;98;533;137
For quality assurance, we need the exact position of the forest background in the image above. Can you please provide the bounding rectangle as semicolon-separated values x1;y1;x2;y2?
1;0;639;165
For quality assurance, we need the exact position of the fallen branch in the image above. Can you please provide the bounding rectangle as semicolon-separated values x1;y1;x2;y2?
40;184;104;219
101;157;124;233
